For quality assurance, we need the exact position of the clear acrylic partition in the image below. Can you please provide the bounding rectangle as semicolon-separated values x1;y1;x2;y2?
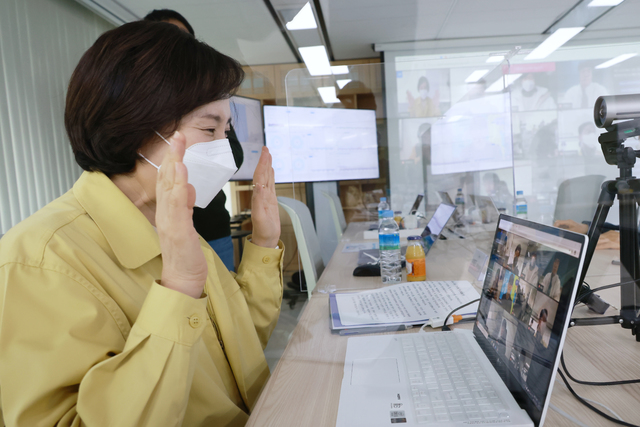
277;44;640;295
280;59;516;294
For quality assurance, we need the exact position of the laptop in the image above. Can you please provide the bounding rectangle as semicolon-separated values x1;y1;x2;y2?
438;191;464;226
409;193;424;215
337;215;588;426
358;203;457;265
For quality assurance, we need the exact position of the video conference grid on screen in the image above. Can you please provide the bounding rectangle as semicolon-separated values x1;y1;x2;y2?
475;219;581;413
263;105;380;183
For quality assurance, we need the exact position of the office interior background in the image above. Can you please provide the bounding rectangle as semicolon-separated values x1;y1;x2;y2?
2;0;640;316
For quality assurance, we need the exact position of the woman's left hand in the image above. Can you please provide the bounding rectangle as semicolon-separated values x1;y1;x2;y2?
250;147;280;248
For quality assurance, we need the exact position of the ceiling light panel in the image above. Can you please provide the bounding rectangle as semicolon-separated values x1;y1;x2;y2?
331;65;349;75
486;74;523;92
336;79;351;89
299;45;332;76
465;70;490;83
588;0;624;6
595;53;637;68
318;86;340;103
525;27;584;60
286;2;317;30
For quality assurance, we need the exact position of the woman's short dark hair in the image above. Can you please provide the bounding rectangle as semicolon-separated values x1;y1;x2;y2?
65;21;244;175
144;9;195;36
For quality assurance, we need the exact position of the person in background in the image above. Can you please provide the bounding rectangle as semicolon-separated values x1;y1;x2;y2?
562;64;609;109
507;244;523;276
144;9;243;272
482;172;512;212
510;73;556;112
0;22;283;426
407;76;440;117
542;258;562;300
533;308;550;348
521;252;540;285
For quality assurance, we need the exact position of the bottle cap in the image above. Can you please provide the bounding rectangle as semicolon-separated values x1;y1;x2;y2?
517;190;523;195
381;210;394;218
458;188;462;191
380;197;387;201
394;210;402;214
407;235;422;241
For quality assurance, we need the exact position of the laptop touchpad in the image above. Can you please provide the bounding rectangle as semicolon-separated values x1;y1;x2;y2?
351;358;400;386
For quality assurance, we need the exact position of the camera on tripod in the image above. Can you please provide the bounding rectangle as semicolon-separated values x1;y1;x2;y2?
574;94;640;340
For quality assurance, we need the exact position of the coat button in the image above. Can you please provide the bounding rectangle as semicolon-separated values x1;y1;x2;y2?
262;256;271;264
189;314;202;328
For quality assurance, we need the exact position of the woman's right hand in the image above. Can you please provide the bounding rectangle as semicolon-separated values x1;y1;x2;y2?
155;132;208;299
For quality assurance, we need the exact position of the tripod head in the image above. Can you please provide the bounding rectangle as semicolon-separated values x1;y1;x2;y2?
595;95;640;171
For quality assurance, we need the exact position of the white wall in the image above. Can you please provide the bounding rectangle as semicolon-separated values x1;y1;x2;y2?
0;0;113;233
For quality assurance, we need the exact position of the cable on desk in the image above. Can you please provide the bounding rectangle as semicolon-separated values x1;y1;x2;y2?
557;370;640;427
440;298;480;332
554;376;625;422
561;353;640;386
576;279;639;305
549;403;592;427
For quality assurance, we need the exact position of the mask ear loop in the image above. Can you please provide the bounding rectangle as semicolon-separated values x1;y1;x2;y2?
138;131;171;170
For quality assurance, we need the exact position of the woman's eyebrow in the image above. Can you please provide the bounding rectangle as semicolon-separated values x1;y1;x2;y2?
195;113;232;125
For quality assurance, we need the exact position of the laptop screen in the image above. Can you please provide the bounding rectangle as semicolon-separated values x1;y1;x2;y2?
420;203;456;254
473;215;586;426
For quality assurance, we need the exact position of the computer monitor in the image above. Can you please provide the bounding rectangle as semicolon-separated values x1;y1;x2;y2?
263;105;380;183
230;95;264;181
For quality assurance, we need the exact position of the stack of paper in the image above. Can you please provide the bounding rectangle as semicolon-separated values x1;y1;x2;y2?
329;280;480;334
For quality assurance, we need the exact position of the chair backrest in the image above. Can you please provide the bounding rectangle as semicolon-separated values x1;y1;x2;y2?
321;191;347;240
553;174;606;224
278;196;325;298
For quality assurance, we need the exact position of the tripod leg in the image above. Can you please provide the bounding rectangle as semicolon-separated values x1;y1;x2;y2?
579;181;616;287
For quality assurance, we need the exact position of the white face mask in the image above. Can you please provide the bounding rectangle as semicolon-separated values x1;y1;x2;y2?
419;89;429;99
140;131;238;208
522;79;535;92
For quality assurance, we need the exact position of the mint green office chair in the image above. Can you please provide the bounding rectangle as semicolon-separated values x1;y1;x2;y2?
278;197;325;299
321;191;347;241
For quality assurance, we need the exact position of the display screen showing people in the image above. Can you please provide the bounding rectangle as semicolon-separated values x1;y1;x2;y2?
474;218;583;415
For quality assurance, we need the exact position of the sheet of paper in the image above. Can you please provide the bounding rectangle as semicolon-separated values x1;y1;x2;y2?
342;242;378;253
334;281;479;326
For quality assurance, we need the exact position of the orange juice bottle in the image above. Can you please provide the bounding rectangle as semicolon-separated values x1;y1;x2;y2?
405;236;426;281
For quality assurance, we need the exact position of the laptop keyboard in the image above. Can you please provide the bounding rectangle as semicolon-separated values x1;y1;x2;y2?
402;333;509;424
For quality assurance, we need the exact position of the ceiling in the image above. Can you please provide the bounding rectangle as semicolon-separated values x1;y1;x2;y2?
80;0;640;66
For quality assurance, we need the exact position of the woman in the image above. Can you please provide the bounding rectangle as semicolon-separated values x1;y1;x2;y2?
0;21;283;426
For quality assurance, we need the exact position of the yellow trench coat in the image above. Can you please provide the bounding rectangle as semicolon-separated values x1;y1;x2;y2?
0;171;284;426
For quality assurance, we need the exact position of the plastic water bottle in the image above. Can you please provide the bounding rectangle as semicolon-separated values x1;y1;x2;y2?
379;210;402;284
455;188;465;214
377;197;390;226
515;191;528;219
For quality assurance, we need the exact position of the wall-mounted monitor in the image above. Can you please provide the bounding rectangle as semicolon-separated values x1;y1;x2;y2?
230;95;264;181
263;105;379;183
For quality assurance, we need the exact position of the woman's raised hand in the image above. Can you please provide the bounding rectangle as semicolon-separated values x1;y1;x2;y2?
250;147;280;248
155;132;208;298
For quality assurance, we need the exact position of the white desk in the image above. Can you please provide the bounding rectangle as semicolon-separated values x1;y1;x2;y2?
247;222;640;426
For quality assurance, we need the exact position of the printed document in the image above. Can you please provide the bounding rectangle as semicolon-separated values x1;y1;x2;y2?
331;281;479;330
